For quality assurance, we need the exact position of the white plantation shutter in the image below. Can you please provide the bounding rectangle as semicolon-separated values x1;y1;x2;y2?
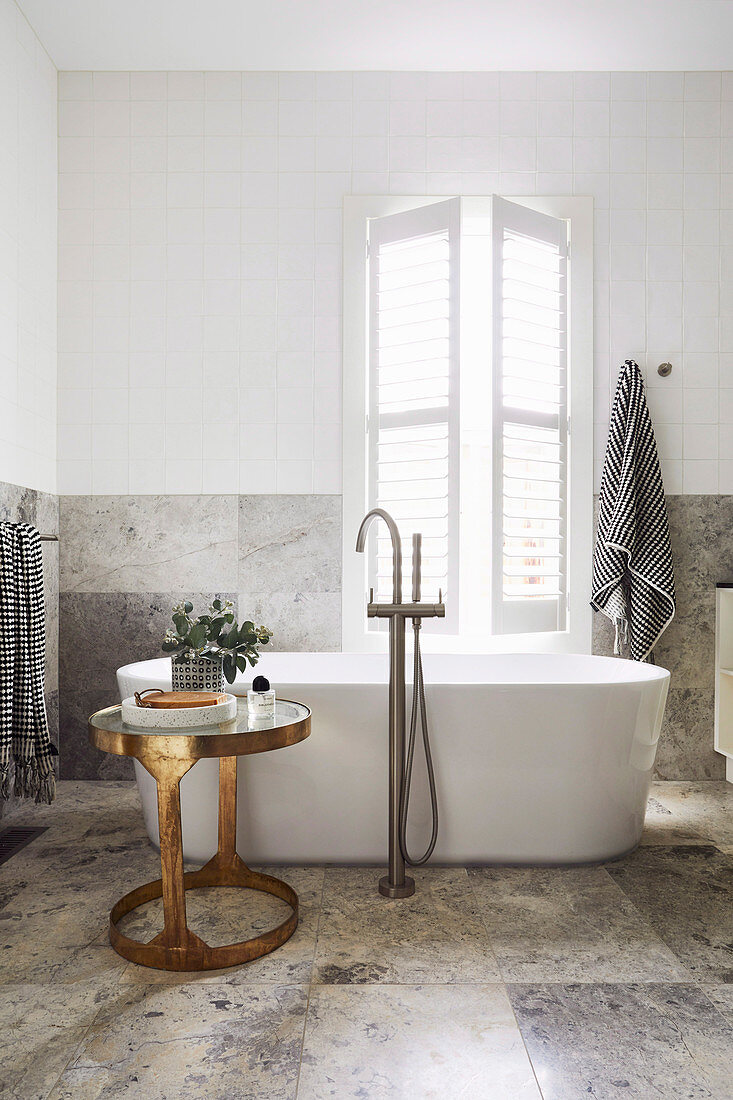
491;196;569;635
367;199;460;629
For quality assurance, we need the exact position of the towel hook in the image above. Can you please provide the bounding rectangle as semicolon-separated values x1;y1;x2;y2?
657;362;673;377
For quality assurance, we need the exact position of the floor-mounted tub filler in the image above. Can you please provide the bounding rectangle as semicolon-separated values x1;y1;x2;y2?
118;648;669;867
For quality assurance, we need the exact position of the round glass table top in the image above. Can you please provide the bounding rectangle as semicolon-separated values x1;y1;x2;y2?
88;698;311;760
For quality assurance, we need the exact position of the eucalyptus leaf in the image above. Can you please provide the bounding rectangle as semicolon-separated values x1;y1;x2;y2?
188;622;207;649
172;613;189;637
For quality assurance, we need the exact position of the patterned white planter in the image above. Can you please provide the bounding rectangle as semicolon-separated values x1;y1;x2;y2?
171;655;225;692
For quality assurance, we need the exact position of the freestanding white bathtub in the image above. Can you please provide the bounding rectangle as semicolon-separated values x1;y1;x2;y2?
117;652;669;865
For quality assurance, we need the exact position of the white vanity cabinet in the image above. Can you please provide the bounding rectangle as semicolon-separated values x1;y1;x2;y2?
715;583;733;782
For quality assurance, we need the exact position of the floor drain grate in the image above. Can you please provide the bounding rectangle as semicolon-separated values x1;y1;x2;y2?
0;825;49;866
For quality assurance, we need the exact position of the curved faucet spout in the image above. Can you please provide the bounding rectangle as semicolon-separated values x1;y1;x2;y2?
355;508;402;603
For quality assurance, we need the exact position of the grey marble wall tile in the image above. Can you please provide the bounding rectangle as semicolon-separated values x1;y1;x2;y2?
59;688;134;781
58;591;237;780
237;590;341;652
59;590;238;680
59;495;238;593
509;982;733;1100
239;495;341;593
593;495;732;780
238;495;342;652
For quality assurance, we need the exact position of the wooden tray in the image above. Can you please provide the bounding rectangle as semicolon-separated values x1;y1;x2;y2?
134;690;226;709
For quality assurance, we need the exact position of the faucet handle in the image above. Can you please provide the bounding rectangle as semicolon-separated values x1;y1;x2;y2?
438;587;443;605
412;533;422;602
369;587;374;604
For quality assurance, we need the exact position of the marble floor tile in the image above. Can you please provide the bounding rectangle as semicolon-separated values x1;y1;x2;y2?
605;844;733;981
508;983;733;1100
48;982;307;1100
297;983;541;1100
0;940;127;986
0;981;111;1100
119;865;325;986
0;885;108;954
313;866;501;985
468;865;690;983
703;984;733;1026
640;793;711;846
650;781;733;847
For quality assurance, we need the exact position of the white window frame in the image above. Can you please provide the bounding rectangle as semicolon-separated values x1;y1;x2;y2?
342;194;593;655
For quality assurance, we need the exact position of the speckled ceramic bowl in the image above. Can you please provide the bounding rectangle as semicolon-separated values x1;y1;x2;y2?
121;693;238;729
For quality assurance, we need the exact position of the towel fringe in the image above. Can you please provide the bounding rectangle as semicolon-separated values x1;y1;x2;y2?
7;758;56;804
34;769;56;805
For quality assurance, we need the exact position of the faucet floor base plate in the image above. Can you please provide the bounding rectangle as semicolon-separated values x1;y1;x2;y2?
379;875;415;899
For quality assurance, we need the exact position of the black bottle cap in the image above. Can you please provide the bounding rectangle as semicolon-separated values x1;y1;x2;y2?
252;675;270;692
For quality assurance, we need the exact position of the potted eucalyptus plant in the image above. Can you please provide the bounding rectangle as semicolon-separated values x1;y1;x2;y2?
162;599;273;691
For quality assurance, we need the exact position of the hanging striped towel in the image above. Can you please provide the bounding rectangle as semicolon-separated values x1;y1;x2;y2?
591;360;676;662
0;523;57;803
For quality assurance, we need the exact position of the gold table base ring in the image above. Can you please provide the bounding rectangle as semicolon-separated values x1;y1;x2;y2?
109;852;298;972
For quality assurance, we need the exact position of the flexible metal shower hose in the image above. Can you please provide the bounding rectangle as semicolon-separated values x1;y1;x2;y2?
399;621;439;865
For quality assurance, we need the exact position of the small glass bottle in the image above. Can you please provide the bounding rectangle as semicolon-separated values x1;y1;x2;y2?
248;674;275;719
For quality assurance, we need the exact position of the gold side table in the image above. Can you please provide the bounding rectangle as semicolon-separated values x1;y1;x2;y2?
88;699;311;972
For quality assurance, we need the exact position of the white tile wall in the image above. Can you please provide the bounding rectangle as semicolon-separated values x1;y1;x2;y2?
0;0;57;493
56;67;733;494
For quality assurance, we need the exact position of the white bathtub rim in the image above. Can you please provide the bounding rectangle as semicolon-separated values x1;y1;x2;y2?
118;651;670;691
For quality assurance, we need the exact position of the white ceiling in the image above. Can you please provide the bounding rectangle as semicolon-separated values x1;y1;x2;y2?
17;0;733;72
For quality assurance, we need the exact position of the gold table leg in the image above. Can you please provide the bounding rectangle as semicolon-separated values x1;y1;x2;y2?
109;754;299;971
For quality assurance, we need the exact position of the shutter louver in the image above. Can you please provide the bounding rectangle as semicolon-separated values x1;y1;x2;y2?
492;197;569;635
368;200;460;628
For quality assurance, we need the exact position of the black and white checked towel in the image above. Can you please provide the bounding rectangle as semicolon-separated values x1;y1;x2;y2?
591;360;676;662
0;523;56;803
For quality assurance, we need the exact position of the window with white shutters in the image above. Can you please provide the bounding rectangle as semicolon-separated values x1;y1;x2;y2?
491;196;569;635
367;199;460;632
342;194;593;654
